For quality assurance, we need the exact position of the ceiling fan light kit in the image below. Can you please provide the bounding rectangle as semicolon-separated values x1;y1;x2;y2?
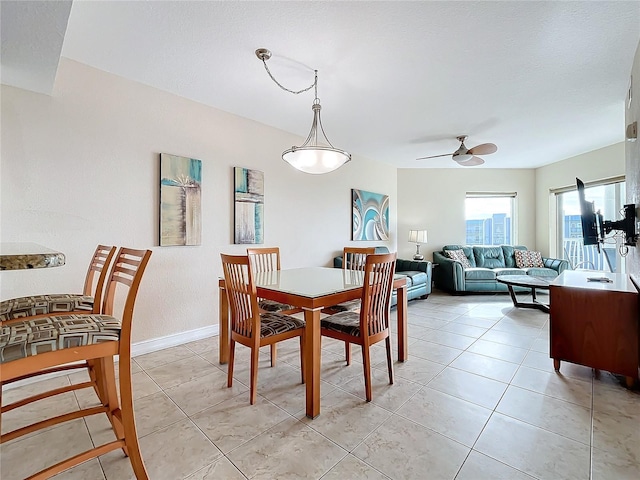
417;134;497;167
256;48;351;175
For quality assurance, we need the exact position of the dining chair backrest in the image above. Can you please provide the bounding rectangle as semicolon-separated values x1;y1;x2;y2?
221;254;260;341
84;245;117;313
359;252;397;337
101;247;153;351
343;247;376;272
246;247;281;273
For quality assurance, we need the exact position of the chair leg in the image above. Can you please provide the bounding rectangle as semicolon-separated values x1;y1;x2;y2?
299;334;305;384
94;357;125;452
227;340;236;388
385;337;394;385
361;345;372;402
118;355;149;479
270;344;277;367
345;342;351;366
250;346;260;405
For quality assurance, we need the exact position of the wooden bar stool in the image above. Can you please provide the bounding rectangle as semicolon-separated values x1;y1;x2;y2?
0;247;152;479
0;245;116;322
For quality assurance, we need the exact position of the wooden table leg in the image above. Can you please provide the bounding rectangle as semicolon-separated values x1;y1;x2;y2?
396;283;408;362
303;307;322;419
218;280;229;364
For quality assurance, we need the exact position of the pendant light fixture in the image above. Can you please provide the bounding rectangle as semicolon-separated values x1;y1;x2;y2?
256;48;351;175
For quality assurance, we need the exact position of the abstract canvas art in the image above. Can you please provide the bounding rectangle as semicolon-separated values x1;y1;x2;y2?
352;188;389;241
234;167;264;244
160;153;202;246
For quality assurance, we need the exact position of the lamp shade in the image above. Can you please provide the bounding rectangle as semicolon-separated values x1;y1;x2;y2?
282;100;351;174
282;146;350;174
453;153;474;163
408;229;428;244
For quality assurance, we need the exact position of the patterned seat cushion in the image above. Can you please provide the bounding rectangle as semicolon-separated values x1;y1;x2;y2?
258;299;297;313
0;294;94;322
321;311;361;337
324;299;361;315
0;314;121;363
259;312;305;338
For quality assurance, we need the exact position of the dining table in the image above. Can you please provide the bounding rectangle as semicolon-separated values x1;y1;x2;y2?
218;266;408;419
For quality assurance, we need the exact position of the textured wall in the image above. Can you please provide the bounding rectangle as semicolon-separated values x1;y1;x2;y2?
1;59;398;343
625;40;640;279
397;168;537;261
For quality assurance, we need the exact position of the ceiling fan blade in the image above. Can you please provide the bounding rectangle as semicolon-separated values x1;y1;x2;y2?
416;153;453;160
457;156;485;167
468;143;497;155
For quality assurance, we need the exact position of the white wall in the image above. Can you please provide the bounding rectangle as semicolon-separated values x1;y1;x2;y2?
396;168;536;261
534;143;625;257
0;59;397;343
625;40;640;277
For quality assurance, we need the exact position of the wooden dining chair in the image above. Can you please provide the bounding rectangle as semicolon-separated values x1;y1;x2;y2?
325;247;376;313
320;252;396;401
221;253;305;405
246;247;301;366
322;247;375;364
0;247;152;479
0;245;117;323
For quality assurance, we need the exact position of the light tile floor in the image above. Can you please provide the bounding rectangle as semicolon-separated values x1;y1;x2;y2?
2;291;639;479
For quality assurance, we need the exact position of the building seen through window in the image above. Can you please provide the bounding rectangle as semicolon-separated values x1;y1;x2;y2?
465;195;515;246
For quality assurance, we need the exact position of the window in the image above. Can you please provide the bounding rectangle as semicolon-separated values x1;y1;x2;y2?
465;193;516;245
555;179;626;273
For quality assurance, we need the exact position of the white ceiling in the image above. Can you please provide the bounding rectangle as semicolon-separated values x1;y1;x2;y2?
2;1;640;169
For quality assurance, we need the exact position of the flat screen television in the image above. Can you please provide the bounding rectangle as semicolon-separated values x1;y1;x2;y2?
576;178;602;247
576;177;638;247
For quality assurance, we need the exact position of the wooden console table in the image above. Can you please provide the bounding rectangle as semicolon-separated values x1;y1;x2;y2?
549;270;639;387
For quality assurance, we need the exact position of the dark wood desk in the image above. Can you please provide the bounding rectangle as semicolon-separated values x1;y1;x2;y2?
218;267;408;418
550;270;639;387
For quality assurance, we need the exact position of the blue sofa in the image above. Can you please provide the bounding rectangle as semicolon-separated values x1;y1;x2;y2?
333;246;432;306
432;245;569;293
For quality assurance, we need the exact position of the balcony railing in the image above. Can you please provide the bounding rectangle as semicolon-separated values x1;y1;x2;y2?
562;238;616;272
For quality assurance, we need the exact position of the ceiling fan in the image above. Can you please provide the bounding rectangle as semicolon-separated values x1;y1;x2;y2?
417;135;497;166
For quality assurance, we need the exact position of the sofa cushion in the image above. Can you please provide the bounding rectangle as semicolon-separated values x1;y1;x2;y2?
401;271;428;287
445;249;472;268
501;245;528;268
522;267;558;278
443;245;476;267
514;250;544;268
494;268;526;276
473;246;506;269
464;268;496;281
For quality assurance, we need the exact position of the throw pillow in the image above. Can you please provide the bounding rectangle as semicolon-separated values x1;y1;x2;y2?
514;250;544;268
445;249;472;268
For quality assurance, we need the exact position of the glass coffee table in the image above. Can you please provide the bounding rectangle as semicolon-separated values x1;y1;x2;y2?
496;275;550;313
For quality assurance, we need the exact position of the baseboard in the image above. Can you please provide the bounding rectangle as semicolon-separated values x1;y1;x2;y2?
131;324;218;357
4;324;220;390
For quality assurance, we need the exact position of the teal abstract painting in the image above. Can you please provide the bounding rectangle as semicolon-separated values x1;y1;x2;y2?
352;189;389;241
160;153;202;246
234;167;264;244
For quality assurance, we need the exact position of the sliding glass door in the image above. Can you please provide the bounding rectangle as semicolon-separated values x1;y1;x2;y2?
555;180;626;273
